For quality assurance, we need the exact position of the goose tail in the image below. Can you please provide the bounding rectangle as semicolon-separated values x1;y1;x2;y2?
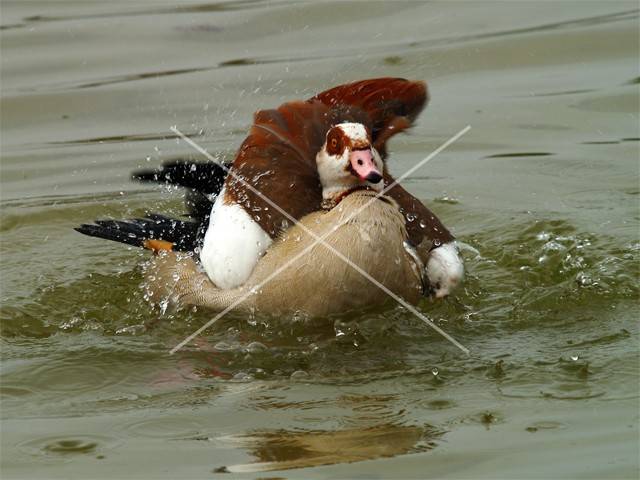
75;214;202;253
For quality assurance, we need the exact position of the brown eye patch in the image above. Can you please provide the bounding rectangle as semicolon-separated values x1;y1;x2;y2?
326;127;347;156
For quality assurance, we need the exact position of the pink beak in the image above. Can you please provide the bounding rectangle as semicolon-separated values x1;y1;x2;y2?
349;149;383;184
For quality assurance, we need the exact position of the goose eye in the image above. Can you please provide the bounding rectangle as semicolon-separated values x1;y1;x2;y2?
330;138;338;148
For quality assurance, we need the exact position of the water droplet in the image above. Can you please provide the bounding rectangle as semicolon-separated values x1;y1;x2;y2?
571;354;579;361
246;341;267;353
214;341;233;351
232;372;253;382
159;299;169;315
419;220;427;229
432;367;439;376
406;213;417;222
575;272;593;286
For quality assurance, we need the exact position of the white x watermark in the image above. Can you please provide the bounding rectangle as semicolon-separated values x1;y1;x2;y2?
168;125;471;355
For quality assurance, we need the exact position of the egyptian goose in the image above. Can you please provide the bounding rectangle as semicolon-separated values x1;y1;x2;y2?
76;78;463;297
143;122;425;316
144;190;423;316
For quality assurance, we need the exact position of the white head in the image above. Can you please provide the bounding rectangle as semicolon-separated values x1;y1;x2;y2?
316;122;385;204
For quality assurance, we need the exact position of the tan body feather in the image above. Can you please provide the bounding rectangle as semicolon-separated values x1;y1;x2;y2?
144;191;426;317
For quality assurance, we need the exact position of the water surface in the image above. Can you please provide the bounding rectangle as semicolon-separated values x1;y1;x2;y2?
1;1;639;478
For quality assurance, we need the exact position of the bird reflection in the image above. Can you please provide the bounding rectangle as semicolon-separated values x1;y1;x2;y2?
215;422;442;473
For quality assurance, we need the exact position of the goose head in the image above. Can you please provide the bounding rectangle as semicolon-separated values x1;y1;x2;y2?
316;122;384;206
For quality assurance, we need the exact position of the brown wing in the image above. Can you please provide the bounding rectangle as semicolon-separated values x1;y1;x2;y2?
311;77;428;158
382;171;455;248
225;100;372;238
226;78;452;247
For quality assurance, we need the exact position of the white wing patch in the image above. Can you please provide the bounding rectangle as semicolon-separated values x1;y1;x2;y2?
200;189;272;289
426;241;464;298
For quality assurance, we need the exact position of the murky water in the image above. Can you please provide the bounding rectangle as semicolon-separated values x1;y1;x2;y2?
1;1;639;478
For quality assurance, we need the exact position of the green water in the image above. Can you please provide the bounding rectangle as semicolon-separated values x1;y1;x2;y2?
1;1;639;478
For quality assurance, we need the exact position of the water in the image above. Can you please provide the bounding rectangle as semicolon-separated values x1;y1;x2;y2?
1;1;639;478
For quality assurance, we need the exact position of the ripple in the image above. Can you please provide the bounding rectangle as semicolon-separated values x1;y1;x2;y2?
563;329;631;349
0;384;38;398
539;389;606;400
28;361;118;395
474;217;639;322
424;399;456;410
249;395;329;412
525;421;566;433
27;54;313;92
528;88;596;97
499;382;606;400
456;411;504;428
120;416;203;439
561;188;634;212
18;435;120;457
581;140;620;145
485;152;554;159
47;130;204;147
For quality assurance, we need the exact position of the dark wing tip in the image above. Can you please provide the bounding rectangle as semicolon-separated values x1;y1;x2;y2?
74;222;146;248
131;158;227;195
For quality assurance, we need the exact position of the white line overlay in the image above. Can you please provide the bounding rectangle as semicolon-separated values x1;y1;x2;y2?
168;125;471;355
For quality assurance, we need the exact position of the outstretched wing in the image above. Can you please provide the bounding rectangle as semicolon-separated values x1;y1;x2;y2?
77;78;445;251
225;99;373;237
75;213;202;252
133;78;428;200
311;77;428;158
